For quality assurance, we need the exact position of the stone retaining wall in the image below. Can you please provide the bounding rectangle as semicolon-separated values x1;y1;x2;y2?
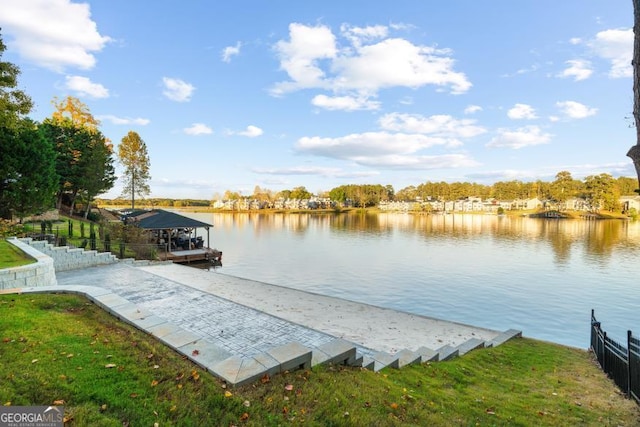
0;238;57;289
18;237;118;272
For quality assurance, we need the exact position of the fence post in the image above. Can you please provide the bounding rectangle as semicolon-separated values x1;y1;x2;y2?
603;331;607;372
629;330;633;398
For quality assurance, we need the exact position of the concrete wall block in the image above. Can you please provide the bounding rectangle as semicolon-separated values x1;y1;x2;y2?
13;268;36;279
0;277;17;289
0;270;17;281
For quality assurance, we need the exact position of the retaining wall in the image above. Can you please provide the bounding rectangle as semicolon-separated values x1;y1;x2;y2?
0;238;57;289
17;238;118;272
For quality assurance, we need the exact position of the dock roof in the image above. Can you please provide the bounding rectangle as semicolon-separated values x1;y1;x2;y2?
124;209;212;230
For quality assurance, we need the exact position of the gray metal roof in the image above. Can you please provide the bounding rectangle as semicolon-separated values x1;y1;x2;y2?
127;209;212;230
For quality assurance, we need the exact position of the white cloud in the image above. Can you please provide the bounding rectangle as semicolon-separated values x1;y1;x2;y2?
486;125;552;149
271;23;337;94
556;100;597;119
221;42;241;63
353;153;479;170
64;75;109;98
340;24;388;47
162;77;195;102
464;105;482;114
0;0;110;72
253;166;380;179
254;166;340;176
271;23;471;98
294;131;479;171
311;94;380;111
590;28;632;78
297;132;457;158
296;134;479;170
569;37;582;45
507;103;538;120
558;59;593;81
183;123;212;135
98;115;150;125
331;38;471;94
379;113;486;139
238;125;263;137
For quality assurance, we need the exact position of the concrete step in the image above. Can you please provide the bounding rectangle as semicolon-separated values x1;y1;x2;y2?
455;338;485;356
395;349;422;368
311;338;357;367
436;344;459;361
416;346;439;362
486;329;522;347
214;341;313;387
370;351;399;372
361;355;375;370
348;352;364;367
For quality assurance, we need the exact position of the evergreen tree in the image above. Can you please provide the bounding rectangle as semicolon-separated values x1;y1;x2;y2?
0;30;57;219
118;131;151;209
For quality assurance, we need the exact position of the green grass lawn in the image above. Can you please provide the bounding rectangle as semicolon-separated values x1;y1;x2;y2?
0;293;638;426
0;239;34;268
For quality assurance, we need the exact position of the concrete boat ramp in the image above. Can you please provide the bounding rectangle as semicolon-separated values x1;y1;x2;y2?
8;262;521;386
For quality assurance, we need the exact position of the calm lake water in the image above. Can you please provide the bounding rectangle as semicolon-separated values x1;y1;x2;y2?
181;211;640;349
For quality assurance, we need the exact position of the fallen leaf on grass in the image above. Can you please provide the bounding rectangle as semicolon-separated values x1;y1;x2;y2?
129;393;138;398
261;374;270;384
105;363;117;369
240;412;249;421
151;380;159;387
224;391;233;398
243;400;250;407
100;404;107;412
31;359;38;364
190;370;200;381
53;400;65;405
284;384;294;391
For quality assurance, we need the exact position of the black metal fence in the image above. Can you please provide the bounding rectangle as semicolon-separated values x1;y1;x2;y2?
29;233;164;261
590;309;640;404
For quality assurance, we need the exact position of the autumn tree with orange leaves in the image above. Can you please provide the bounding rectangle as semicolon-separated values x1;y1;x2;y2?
41;96;115;217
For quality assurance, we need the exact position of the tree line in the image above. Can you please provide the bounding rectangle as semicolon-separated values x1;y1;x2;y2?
0;30;151;220
97;173;638;214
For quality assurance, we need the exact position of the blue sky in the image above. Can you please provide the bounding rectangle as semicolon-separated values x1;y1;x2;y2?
0;0;635;199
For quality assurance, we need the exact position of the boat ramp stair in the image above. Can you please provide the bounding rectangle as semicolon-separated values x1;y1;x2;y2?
211;329;522;387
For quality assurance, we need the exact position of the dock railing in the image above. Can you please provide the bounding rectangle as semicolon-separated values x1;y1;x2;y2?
590;309;640;405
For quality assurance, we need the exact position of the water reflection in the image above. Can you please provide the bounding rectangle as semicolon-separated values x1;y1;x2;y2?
183;211;640;348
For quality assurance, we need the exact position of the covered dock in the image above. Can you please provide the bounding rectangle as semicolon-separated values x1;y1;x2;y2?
123;209;222;265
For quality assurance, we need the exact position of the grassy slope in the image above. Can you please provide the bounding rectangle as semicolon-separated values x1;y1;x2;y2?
0;239;34;268
0;293;638;426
